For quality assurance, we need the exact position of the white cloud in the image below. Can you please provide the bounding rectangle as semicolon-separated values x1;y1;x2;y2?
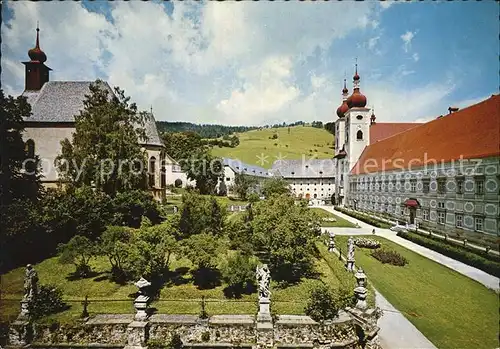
401;30;416;53
412;53;420;62
1;2;467;127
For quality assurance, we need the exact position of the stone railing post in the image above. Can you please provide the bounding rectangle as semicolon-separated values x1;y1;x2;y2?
328;231;336;252
124;277;152;349
256;264;273;348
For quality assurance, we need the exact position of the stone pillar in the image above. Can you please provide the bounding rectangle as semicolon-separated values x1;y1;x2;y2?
354;268;368;310
256;264;273;348
133;278;151;321
328;231;336;252
7;320;33;348
124;321;149;349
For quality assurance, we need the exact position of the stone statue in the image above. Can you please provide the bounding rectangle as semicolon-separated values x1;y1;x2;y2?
328;231;336;252
22;264;38;302
346;236;355;272
347;236;355;260
256;264;271;299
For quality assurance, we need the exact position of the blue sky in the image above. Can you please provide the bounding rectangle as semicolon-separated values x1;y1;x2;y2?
1;1;498;125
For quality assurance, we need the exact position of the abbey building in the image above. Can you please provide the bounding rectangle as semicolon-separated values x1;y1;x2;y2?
334;66;500;235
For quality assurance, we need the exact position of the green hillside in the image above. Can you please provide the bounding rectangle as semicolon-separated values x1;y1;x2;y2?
211;126;334;168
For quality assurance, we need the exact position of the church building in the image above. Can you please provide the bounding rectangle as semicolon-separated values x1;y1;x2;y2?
334;65;500;235
19;27;183;201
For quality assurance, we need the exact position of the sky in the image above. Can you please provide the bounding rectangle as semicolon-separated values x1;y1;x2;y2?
1;1;498;126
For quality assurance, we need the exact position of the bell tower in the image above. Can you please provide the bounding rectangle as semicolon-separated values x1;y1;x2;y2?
22;24;51;91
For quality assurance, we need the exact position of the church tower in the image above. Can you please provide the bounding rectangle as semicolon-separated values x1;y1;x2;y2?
22;25;51;91
344;64;371;171
333;79;349;205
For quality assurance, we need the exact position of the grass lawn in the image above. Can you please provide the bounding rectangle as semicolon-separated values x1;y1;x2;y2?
336;236;498;349
310;208;358;228
1;239;357;323
211;126;334;169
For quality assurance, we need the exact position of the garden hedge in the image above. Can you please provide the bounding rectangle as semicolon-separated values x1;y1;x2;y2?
334;207;392;229
397;231;500;278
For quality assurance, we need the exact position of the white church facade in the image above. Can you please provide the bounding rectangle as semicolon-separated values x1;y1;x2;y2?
19;27;189;201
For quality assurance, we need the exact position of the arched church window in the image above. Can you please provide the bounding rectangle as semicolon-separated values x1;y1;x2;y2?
356;130;363;140
149;156;156;188
26;139;35;158
160;166;166;188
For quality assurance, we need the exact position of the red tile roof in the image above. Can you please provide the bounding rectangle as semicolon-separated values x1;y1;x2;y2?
370;122;422;144
351;95;500;175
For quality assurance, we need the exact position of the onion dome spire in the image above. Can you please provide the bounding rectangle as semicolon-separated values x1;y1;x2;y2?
336;78;349;118
370;106;376;125
28;22;47;63
346;62;367;108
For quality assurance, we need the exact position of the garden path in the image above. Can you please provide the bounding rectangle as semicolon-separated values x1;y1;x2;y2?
319;205;499;292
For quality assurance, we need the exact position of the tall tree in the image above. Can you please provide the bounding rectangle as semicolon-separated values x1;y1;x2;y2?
0;90;42;205
182;151;223;195
262;177;291;198
232;173;257;200
161;131;207;161
57;80;147;196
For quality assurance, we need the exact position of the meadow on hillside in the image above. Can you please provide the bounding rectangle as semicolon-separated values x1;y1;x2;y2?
211;126;335;168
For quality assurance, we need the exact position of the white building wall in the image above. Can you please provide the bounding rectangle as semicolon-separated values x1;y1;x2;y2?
23;126;75;183
349;157;500;235
288;177;335;200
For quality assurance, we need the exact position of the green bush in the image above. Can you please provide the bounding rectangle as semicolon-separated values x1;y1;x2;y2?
220;252;257;297
305;284;343;322
397;231;500;277
371;249;408;266
174;179;183;188
29;284;68;320
334;207;391;229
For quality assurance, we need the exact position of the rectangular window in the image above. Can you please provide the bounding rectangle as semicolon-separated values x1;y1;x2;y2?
437;179;446;194
384;181;389;192
410;180;416;193
456;214;463;228
423;180;430;193
476;180;484;195
400;180;405;192
438;211;445;225
456;178;464;194
474;217;484;232
226;177;231;181
438;201;445;209
392;180;397;192
423;209;429;221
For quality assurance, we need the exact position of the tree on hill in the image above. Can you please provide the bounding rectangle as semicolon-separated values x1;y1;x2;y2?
324;122;335;135
0;90;42;205
57;80;147;196
161;131;207;161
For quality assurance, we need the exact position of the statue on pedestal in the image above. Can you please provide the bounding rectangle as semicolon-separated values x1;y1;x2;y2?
23;264;38;302
256;264;271;300
346;236;355;272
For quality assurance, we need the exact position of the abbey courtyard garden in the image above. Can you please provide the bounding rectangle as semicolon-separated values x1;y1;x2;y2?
1;85;498;349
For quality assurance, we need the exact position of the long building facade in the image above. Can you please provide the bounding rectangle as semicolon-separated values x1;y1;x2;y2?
333;65;499;236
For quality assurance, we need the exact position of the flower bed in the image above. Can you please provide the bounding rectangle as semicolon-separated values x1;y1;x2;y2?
371;249;408;266
354;238;380;249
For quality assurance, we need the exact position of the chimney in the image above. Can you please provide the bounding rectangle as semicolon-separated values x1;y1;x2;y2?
448;107;459;114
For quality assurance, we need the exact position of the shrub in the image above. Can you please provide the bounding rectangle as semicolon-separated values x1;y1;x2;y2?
334;207;391;229
220;252;257;297
371;249;408;266
174;179;183;188
397;231;500;277
147;339;167;349
110;190;162;228
29;284;68;320
305;284;340;322
354;238;380;249
57;235;96;278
